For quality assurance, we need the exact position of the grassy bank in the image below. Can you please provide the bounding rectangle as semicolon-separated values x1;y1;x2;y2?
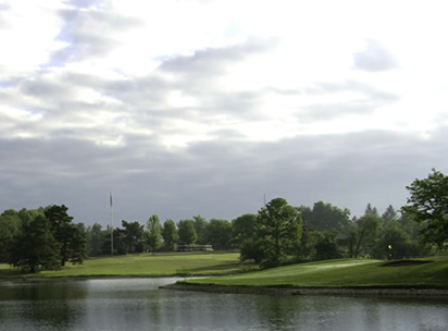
179;256;448;289
0;251;252;280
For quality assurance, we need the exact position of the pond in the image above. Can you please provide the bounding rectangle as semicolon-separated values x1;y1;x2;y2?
1;278;448;331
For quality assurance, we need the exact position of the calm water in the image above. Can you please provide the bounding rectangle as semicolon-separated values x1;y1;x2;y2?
1;278;448;331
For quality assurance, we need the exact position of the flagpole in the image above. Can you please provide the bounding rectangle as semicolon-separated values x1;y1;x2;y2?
110;192;114;256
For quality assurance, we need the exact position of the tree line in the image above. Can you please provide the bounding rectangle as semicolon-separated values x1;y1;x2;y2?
1;169;447;272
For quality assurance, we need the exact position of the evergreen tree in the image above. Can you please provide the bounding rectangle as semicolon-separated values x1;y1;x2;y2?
9;215;61;273
45;205;87;266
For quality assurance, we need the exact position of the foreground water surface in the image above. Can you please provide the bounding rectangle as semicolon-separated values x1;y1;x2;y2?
1;278;448;331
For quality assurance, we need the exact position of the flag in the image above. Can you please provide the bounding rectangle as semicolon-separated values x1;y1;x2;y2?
110;193;113;207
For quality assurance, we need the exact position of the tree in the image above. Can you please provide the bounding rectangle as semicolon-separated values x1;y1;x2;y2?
9;215;61;273
177;219;198;245
86;223;105;257
256;197;303;268
351;214;382;258
44;205;87;266
162;219;179;251
193;215;208;245
372;222;419;259
232;214;258;247
306;229;340;261
382;205;398;225
298;201;350;232
0;210;22;262
122;220;144;253
402;169;448;248
103;227;127;255
365;203;379;216
144;215;163;254
204;219;232;250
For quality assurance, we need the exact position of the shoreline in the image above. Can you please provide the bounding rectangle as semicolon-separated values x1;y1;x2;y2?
161;283;448;298
3;274;448;298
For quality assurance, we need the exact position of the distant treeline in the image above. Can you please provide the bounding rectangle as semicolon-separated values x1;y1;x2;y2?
0;199;429;272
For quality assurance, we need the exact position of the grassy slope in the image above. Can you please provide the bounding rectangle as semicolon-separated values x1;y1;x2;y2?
183;256;448;289
0;252;248;280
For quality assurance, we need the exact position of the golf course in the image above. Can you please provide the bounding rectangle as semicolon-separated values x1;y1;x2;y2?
1;252;448;294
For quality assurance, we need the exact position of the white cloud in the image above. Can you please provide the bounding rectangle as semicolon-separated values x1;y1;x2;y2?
1;0;448;223
0;0;65;77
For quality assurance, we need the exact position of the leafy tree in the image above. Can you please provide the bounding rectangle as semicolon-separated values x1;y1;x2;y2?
44;205;87;266
402;169;448;248
351;214;382;258
0;210;22;262
193;215;208;245
144;215;163;254
177;219;198;245
162;219;179;251
122;220;144;253
232;213;258;247
9;215;61;273
204;219;232;250
306;229;340;261
372;222;422;259
86;223;105;257
298;201;350;232
256;197;303;268
240;238;265;264
103;227;127;255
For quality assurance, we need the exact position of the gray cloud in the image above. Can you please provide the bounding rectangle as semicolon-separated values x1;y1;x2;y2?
49;7;142;65
1;126;446;225
160;37;278;75
353;39;398;72
299;81;399;122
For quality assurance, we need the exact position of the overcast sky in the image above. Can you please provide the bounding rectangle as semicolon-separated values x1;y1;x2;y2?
1;0;447;226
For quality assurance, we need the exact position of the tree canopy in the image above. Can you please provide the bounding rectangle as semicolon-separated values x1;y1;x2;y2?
246;197;303;268
402;169;448;248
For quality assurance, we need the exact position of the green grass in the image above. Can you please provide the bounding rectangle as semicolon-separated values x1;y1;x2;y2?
3;254;448;290
0;252;253;280
181;256;448;289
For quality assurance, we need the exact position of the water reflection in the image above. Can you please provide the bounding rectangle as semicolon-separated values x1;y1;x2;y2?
1;279;448;331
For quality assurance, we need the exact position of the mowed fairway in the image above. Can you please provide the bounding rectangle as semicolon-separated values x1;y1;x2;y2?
184;257;448;289
0;252;248;280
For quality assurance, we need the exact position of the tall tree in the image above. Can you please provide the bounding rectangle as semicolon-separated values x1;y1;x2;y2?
352;214;382;258
365;203;379;216
9;215;61;273
162;219;179;251
402;169;448;248
382;205;398;225
122;220;144;253
144;215;163;254
257;197;303;268
177;219;198;245
0;210;22;262
44;205;87;266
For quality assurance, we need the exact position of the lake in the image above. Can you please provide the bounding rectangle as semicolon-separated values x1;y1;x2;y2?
1;278;448;331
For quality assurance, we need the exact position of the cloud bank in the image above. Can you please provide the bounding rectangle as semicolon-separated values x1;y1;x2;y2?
1;0;448;225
